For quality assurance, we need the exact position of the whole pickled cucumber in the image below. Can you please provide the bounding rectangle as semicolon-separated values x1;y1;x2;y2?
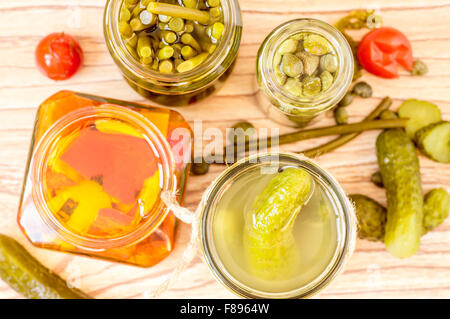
244;167;313;280
0;234;91;299
376;130;423;258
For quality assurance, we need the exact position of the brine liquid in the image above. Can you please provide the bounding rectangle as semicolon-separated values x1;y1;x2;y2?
212;166;338;293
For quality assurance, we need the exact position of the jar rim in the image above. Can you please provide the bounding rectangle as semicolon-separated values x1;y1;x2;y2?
103;0;242;94
199;152;356;298
256;18;354;115
31;104;177;250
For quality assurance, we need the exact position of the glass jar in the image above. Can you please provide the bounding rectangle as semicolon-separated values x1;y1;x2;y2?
17;91;193;267
103;0;242;106
256;19;354;127
199;152;356;298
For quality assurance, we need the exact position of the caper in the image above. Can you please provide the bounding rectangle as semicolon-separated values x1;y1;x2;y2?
371;171;384;188
338;92;355;107
278;38;298;55
379;110;398;120
333;107;348;125
296;52;319;76
229;121;256;143
281;54;303;78
320;54;338;73
191;158;210;175
411;59;428;76
284;77;302;97
303;34;331;55
290;32;308;41
302;76;321;96
274;65;287;85
352;81;372;98
320;71;333;91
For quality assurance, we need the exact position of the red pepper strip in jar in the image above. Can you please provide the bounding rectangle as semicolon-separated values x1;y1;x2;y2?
61;128;158;204
357;27;413;78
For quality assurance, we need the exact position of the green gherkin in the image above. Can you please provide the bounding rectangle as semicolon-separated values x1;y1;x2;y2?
350;194;386;242
244;168;312;280
423;188;450;234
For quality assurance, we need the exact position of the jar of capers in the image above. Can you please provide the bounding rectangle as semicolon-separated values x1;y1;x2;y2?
256;19;354;127
104;0;242;106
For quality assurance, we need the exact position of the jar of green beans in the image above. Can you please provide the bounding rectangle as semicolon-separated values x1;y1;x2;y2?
256;19;353;127
104;0;242;106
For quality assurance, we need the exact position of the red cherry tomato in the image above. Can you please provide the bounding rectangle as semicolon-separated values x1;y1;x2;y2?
35;33;83;80
357;27;413;78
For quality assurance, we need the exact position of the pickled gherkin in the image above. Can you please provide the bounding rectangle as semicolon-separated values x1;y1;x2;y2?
118;0;225;73
244;168;313;280
0;234;91;299
376;129;423;258
274;31;338;102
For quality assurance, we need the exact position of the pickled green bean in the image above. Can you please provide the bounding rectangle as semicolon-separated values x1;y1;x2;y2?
159;60;174;73
158;46;175;60
147;2;211;24
168;17;185;32
137;35;153;58
162;31;177;44
180;33;201;51
208;22;224;42
130;17;147;31
177;52;209;72
119;21;133;37
181;45;197;59
207;0;220;7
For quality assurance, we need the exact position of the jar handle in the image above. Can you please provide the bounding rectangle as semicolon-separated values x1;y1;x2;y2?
145;190;202;298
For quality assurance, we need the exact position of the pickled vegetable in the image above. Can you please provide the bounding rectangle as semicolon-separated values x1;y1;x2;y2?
274;31;338;98
415;121;450;163
333;107;348;125
338;92;354;107
244;168;313;280
370;171;384;188
349;194;386;242
376;129;423;258
411;60;428;76
423;188;450;234
191;157;210;175
379;110;398;120
397;99;441;139
0;234;91;299
352;81;372;98
119;0;225;73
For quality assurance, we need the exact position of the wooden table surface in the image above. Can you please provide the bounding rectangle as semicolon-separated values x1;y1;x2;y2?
1;0;449;299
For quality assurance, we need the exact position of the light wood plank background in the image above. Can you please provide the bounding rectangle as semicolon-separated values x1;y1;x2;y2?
0;0;449;299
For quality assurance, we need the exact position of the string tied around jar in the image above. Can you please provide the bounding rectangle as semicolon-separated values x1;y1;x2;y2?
144;190;204;298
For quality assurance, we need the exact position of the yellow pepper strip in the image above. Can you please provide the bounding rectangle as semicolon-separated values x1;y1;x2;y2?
94;119;144;139
48;181;112;234
136;171;161;217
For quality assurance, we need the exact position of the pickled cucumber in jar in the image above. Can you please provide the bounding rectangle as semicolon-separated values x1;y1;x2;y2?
119;0;225;73
212;165;339;293
273;31;338;99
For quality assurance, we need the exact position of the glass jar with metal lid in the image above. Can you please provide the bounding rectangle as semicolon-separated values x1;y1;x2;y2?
104;0;242;106
199;152;356;298
256;19;354;127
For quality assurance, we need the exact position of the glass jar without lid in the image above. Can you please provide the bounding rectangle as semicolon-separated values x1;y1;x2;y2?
256;19;354;127
199;152;356;298
17;91;193;267
104;0;242;106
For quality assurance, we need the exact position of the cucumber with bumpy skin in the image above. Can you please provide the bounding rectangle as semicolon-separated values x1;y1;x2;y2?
415;121;450;163
350;194;386;242
0;234;91;299
397;99;441;139
423;188;450;234
376;129;423;258
244;167;312;280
